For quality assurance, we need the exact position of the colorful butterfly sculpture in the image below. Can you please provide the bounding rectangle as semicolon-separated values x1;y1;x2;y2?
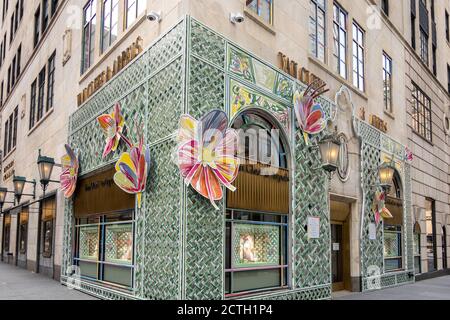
293;82;329;145
60;144;79;199
372;191;393;226
113;132;150;209
405;147;413;162
177;110;240;210
97;103;132;158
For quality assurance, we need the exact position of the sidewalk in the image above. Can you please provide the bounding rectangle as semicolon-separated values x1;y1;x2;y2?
0;262;96;300
335;276;450;300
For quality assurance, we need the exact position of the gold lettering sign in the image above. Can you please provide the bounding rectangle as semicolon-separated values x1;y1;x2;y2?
74;167;135;218
3;160;15;182
369;114;388;133
278;52;327;90
77;36;144;106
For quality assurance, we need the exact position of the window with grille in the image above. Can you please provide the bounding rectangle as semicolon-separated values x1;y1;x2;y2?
352;22;365;91
82;0;96;73
309;0;326;63
246;0;273;25
382;52;392;112
333;3;347;79
411;84;432;141
101;0;119;53
126;0;146;28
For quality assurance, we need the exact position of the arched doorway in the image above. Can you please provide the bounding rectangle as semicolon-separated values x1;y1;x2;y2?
384;170;404;272
443;227;448;269
414;222;421;274
225;109;291;298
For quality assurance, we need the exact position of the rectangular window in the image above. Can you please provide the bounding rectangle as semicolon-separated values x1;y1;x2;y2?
383;52;393;112
225;211;288;297
384;225;403;271
246;0;273;25
41;196;56;258
14;1;19;31
126;0;146;28
34;6;40;47
82;0;96;73
3;107;18;155
37;67;46;122
309;0;326;63
3;118;8;154
11;56;16;87
412;83;432;141
29;80;37;129
7;113;12;153
425;198;437;272
12;107;18;149
333;3;347;79
74;211;134;289
446;10;449;42
414;227;421;274
101;0;119;53
47;51;56;111
19;0;24;20
19;207;29;254
42;0;49;32
51;0;58;16
3;215;10;253
16;44;21;77
382;0;389;16
10;11;14;43
0;81;3;107
447;64;450;94
352;22;365;91
432;45;436;76
420;29;428;66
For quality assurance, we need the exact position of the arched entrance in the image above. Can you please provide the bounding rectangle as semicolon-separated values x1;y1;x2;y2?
225;109;291;298
384;170;404;272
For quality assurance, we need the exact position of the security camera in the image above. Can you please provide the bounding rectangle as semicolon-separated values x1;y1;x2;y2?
230;12;245;24
147;11;162;23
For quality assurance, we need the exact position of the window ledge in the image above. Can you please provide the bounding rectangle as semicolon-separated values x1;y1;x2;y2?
27;108;54;136
384;110;395;120
307;55;368;101
243;8;276;35
80;13;147;83
2;147;17;163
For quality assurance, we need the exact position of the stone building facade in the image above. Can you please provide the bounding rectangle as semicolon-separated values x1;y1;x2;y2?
0;0;448;299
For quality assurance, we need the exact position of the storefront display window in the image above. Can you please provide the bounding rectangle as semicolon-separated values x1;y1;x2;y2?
384;225;402;271
75;211;134;289
41;197;56;258
19;207;29;254
226;110;289;297
3;214;11;253
413;223;421;274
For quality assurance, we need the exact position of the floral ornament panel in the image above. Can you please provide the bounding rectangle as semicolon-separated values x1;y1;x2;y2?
229;47;255;82
97;103;132;158
372;191;393;226
230;79;290;132
60;144;79;199
405;147;413;162
113;133;151;209
177;110;240;210
274;74;293;101
293;82;328;145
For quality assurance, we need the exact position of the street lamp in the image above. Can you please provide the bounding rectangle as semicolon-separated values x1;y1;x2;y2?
13;176;36;204
318;132;341;174
36;149;60;194
0;187;14;213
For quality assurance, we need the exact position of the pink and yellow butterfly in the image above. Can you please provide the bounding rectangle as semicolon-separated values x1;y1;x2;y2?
372;191;393;225
113;132;150;209
97;103;132;158
293;82;329;145
60;144;79;199
177;110;240;210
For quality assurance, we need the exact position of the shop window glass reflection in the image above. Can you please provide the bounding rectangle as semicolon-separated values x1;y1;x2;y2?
41;197;56;258
74;211;134;289
226;111;289;297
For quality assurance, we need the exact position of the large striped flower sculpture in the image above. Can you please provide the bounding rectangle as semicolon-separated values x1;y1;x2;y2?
60;144;79;199
113;132;150;209
293;82;328;145
97;103;132;158
372;191;393;226
177;110;240;210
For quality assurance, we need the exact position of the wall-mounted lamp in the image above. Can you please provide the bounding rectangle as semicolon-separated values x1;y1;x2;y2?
13;176;36;205
37;149;60;194
378;162;395;193
0;187;15;213
318;133;341;174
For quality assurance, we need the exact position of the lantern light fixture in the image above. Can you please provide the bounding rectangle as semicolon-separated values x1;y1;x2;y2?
378;162;396;192
0;187;14;213
13;176;36;205
36;149;61;195
318;130;341;175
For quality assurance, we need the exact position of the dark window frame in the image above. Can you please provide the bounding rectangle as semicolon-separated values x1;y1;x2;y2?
411;83;432;142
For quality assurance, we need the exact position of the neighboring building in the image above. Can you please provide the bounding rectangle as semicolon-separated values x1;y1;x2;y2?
0;0;448;300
